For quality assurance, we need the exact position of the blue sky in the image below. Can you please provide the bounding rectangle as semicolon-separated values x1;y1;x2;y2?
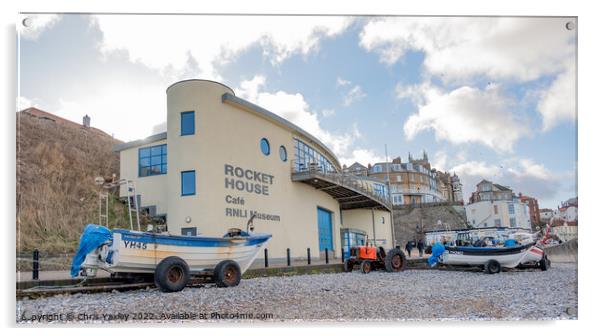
17;14;577;208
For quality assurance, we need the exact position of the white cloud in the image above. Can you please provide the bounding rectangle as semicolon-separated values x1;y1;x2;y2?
55;82;166;142
432;151;448;171
336;77;366;107
18;14;61;40
343;85;366;106
92;15;352;80
359;17;576;82
321;109;336;118
336;77;351;87
402;83;529;152
537;63;577;130
339;149;386;168
17;96;38;111
236;75;359;158
450;158;562;203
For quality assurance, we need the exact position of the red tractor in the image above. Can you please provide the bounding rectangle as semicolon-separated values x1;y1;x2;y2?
343;240;407;274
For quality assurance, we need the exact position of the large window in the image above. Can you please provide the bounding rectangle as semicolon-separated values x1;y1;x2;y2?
181;111;195;136
293;138;335;173
181;170;196;196
139;144;167;177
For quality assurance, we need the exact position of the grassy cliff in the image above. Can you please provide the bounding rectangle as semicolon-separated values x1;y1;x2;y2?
16;108;133;254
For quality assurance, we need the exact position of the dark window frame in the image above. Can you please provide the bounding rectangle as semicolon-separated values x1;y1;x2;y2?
260;138;270;156
180;111;195;136
138;144;167;177
181;170;196;196
279;145;287;162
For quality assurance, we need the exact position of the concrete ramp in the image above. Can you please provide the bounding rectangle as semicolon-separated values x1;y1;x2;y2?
544;238;578;263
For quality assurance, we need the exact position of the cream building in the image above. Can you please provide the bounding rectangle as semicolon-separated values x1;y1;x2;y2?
465;180;531;230
114;79;394;261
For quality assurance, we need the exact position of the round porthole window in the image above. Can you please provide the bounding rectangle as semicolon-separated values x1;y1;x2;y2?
260;138;270;156
279;145;287;162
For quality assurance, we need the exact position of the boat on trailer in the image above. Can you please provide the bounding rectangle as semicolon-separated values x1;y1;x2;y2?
429;231;551;274
71;179;271;292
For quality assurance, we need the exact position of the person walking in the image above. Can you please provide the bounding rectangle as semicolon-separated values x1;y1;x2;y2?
417;239;425;257
405;241;413;258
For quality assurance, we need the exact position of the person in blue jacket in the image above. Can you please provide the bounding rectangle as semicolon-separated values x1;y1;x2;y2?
405;241;413;257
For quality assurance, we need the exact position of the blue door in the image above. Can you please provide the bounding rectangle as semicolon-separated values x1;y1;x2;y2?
317;207;333;251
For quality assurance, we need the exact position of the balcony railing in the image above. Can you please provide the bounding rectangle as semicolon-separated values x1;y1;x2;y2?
291;160;392;209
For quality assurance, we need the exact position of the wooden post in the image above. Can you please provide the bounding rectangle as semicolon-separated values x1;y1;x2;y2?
264;248;268;268
286;248;291;266
32;249;39;281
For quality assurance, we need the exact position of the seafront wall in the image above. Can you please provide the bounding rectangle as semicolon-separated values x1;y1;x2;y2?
544;238;578;263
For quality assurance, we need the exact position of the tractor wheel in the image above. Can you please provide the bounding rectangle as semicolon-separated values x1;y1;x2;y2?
214;260;242;288
539;255;551;271
484;259;501;274
360;260;372;274
154;256;190;292
343;259;355;272
385;248;407;272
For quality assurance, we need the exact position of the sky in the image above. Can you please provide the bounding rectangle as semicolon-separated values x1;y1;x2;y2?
17;14;577;208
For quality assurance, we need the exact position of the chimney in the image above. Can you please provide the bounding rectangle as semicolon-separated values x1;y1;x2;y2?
83;114;91;128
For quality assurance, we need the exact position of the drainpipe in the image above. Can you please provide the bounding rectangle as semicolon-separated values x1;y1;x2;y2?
385;144;396;248
371;207;376;246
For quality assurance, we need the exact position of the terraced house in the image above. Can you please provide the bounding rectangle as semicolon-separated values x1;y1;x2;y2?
346;151;463;206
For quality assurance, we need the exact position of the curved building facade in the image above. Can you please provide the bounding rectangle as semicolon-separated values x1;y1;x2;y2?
115;80;393;260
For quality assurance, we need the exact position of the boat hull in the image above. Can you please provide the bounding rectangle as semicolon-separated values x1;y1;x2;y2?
440;243;544;268
81;230;271;276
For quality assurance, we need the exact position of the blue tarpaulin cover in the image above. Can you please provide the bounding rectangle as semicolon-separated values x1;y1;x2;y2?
428;242;446;266
504;239;518;247
70;224;113;277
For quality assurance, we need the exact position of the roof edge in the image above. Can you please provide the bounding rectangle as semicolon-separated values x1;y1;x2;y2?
113;132;167;152
166;79;235;95
222;93;341;170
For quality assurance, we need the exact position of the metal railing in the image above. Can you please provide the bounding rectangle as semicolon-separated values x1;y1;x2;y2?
291;160;392;207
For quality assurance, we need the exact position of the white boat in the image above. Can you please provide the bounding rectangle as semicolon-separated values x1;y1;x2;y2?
71;179;272;291
431;242;550;274
73;225;271;291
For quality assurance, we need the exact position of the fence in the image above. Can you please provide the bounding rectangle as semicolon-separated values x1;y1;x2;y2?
19;247;344;281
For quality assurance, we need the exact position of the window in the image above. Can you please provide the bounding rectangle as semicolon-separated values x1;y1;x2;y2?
509;217;517;227
139;144;167;177
260;138;270;156
494;219;501;227
373;165;382;173
181;227;197;236
293;138;335;173
508;203;515;215
396;175;402;182
180;111;195;136
494;205;499;215
279;145;287;162
181;171;196;196
373;184;387;198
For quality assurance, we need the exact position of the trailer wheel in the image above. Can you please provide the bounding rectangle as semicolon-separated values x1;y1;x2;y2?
214;260;241;287
343;259;355;272
484;259;501;274
154;256;190;292
384;248;406;272
360;260;372;274
539;255;551;271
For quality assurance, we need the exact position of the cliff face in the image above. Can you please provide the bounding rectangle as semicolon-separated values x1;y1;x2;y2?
393;205;468;246
16;108;127;253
